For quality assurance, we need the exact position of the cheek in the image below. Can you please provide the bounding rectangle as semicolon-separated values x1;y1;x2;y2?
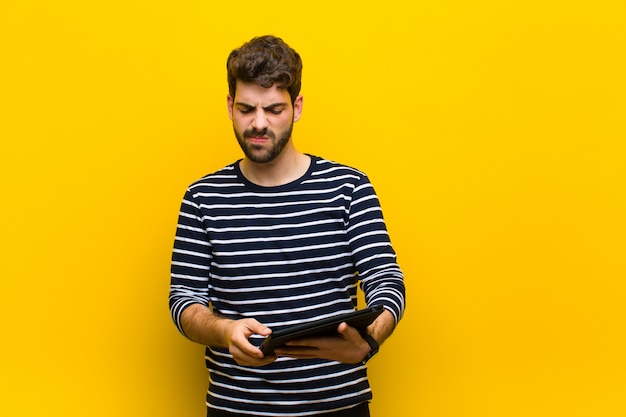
276;114;293;128
232;116;247;129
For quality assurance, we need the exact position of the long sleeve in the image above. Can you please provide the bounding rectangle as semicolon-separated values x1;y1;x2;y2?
169;188;212;336
347;175;406;324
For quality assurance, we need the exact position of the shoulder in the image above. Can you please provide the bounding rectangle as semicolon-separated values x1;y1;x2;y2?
310;155;369;182
185;161;242;194
178;161;248;205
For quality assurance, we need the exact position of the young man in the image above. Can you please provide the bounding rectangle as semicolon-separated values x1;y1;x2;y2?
169;35;406;417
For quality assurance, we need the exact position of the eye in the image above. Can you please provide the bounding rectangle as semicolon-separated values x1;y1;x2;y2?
239;107;254;114
266;105;286;115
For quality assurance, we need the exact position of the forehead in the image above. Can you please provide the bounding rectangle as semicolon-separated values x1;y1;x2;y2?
234;81;291;106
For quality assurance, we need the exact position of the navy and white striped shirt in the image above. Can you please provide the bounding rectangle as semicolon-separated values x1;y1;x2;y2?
170;155;405;416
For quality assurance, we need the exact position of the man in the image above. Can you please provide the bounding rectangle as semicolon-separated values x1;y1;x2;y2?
169;35;406;417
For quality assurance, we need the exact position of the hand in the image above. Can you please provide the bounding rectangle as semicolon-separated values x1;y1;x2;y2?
273;322;371;364
224;318;277;367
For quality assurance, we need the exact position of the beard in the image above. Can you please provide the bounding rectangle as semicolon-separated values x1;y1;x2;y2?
234;120;294;164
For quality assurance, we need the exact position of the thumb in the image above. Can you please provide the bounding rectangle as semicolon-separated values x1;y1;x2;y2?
337;321;359;337
244;318;272;337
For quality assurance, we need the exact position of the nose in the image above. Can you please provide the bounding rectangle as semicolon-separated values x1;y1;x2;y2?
252;108;269;130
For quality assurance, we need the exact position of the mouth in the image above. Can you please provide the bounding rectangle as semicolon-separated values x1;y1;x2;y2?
244;128;272;140
248;136;269;144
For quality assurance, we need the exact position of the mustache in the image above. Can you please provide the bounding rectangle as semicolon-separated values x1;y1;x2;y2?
243;128;275;139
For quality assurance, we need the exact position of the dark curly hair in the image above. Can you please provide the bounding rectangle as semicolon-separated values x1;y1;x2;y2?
227;35;302;104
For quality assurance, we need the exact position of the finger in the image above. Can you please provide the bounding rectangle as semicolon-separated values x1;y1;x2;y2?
232;343;277;363
230;337;265;359
284;338;313;347
235;354;277;367
243;319;273;337
337;321;349;334
276;345;319;353
274;347;319;358
337;322;359;338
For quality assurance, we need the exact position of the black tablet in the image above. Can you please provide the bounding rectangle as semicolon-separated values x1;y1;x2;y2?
259;305;384;355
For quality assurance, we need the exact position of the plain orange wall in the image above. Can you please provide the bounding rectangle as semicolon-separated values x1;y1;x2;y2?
1;1;625;416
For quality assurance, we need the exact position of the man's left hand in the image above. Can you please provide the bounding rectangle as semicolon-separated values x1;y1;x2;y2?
273;322;371;364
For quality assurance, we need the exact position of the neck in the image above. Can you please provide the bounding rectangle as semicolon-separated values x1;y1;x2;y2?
240;145;311;187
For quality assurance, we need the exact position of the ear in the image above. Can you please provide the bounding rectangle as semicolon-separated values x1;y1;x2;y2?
227;95;234;120
292;95;303;122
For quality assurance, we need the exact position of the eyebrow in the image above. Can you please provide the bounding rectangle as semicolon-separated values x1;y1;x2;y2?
235;102;288;111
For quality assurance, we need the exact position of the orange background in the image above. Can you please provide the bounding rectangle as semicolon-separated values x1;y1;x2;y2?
1;1;625;416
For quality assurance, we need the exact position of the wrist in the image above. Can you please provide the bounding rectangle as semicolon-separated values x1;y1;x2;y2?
359;331;379;364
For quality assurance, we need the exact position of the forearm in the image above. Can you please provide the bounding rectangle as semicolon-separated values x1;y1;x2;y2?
180;304;234;348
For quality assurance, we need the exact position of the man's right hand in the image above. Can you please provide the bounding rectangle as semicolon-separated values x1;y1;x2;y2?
180;304;277;366
224;318;277;366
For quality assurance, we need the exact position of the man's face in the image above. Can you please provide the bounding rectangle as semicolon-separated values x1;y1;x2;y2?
227;81;303;164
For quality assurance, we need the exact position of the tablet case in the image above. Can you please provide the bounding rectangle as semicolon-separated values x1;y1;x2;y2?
259;305;384;355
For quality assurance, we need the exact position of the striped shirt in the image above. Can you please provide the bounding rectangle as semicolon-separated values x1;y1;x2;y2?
169;155;406;416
